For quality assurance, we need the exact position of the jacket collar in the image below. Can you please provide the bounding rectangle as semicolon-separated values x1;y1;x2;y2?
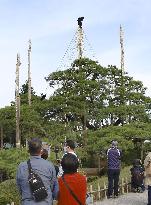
30;155;41;159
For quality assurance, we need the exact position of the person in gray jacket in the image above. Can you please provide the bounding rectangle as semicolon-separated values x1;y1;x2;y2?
16;138;57;205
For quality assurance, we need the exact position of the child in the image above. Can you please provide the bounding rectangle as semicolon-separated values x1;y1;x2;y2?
130;159;145;192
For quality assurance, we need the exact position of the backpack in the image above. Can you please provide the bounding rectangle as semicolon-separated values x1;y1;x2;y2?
27;159;48;202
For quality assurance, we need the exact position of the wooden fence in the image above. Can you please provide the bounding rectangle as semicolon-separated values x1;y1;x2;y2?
87;177;131;203
8;177;131;205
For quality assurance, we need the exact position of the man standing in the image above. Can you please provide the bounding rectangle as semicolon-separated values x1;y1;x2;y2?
58;139;77;176
16;138;57;205
65;139;77;156
107;140;121;198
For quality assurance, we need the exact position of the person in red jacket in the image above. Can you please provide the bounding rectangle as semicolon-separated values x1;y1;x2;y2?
57;153;87;205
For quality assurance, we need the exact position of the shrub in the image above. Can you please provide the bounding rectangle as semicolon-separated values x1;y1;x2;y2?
0;148;28;179
0;179;20;205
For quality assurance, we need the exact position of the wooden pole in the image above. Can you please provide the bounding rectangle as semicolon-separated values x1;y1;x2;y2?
77;18;87;144
0;126;3;149
120;25;125;124
83;104;87;145
15;53;21;148
28;39;32;106
77;17;84;59
141;140;144;161
120;25;124;74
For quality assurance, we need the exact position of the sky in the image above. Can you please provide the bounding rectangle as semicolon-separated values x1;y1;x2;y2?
0;0;151;108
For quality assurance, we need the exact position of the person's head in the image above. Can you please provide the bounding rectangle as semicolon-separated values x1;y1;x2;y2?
66;140;75;153
61;153;79;174
28;138;42;156
133;159;141;166
41;148;48;160
111;140;118;148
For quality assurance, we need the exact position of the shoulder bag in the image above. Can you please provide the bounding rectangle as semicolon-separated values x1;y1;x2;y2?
27;159;48;202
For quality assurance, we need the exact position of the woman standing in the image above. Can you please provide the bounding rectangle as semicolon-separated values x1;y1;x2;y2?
57;153;87;205
144;151;151;205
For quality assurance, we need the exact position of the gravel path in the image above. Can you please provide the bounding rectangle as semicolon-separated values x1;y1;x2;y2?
92;191;148;205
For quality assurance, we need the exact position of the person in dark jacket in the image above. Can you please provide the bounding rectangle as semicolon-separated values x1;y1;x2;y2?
106;140;122;198
130;159;145;192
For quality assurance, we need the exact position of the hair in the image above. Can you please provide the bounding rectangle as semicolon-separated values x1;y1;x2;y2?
61;153;79;174
28;138;42;155
41;148;48;160
111;140;118;147
133;159;141;166
66;140;75;150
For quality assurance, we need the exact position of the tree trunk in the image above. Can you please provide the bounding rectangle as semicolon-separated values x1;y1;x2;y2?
83;106;87;146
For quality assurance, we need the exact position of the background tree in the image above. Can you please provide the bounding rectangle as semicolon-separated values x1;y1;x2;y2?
46;58;151;134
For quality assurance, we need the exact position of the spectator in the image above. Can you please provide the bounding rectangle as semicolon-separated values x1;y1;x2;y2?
144;151;151;205
106;140;122;198
41;148;59;200
41;148;49;160
58;139;78;177
65;140;77;156
57;153;87;205
16;138;56;205
130;159;145;192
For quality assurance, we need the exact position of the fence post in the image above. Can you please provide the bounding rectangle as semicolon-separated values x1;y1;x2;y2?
98;183;101;200
104;181;107;199
125;177;129;193
11;202;14;205
121;178;125;194
90;185;94;204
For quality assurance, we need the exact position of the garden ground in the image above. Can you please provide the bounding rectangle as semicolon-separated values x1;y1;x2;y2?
94;190;147;205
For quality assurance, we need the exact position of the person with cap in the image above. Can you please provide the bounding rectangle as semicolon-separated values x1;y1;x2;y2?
106;140;122;198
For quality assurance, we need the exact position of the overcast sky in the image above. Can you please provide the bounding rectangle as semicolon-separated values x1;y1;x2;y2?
0;0;151;108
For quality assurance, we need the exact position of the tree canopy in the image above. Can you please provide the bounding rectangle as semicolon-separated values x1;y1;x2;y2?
0;58;151;161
